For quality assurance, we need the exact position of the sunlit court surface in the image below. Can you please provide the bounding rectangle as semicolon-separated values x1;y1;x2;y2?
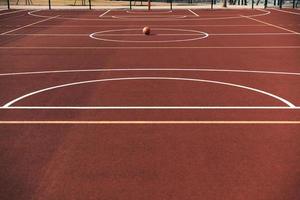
0;0;300;199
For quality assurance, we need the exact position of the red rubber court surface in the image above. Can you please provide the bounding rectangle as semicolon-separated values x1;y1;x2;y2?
0;8;300;200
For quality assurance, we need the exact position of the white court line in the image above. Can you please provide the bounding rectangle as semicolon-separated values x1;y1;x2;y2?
209;32;297;36
0;32;298;37
2;32;296;37
1;68;300;77
27;9;271;21
111;15;187;19
270;8;300;16
0;121;300;124
1;106;300;110
16;24;269;28
89;28;209;43
3;33;89;36
0;46;299;49
99;10;110;18
188;9;199;17
0;15;59;35
241;13;300;35
0;9;25;16
2;77;295;108
126;10;173;14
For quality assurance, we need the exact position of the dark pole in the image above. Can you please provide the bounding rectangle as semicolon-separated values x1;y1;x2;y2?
7;0;10;9
130;0;132;10
264;0;267;8
88;0;91;9
252;0;254;8
292;0;295;7
170;0;172;10
48;0;51;10
211;0;213;9
279;0;282;8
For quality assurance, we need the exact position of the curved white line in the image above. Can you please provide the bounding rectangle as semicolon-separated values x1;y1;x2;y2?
1;68;300;77
3;77;295;108
27;9;271;21
89;28;209;43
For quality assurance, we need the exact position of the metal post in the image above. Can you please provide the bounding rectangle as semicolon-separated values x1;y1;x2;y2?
264;0;267;8
292;0;295;7
211;0;214;9
148;0;150;10
48;0;51;10
279;0;282;8
7;0;10;9
170;0;172;10
88;0;91;9
130;0;132;9
252;0;254;8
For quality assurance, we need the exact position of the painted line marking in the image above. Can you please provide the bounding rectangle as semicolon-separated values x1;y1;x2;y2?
1;68;300;77
1;32;297;37
2;77;295;108
27;10;49;18
89;28;209;43
270;8;300;16
241;13;300;35
0;9;25;16
126;10;172;14
8;24;269;28
0;46;299;49
99;10;110;18
0;121;300;124
3;33;89;36
111;15;187;19
0;15;59;35
209;32;297;36
188;9;199;17
27;9;270;21
1;106;300;110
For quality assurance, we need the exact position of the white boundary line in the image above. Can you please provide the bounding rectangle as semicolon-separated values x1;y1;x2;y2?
2;76;295;108
240;13;300;35
1;106;300;110
209;32;296;36
99;10;110;18
126;10;173;14
1;32;296;37
188;9;199;17
5;24;269;28
0;46;299;49
0;9;25;16
0;15;59;35
1;68;300;77
0;120;300;124
111;15;187;19
270;8;300;16
27;9;271;21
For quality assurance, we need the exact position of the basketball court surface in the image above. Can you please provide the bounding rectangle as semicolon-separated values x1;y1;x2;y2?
0;6;300;200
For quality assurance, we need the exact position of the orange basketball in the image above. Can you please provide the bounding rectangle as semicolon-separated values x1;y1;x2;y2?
143;26;151;35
